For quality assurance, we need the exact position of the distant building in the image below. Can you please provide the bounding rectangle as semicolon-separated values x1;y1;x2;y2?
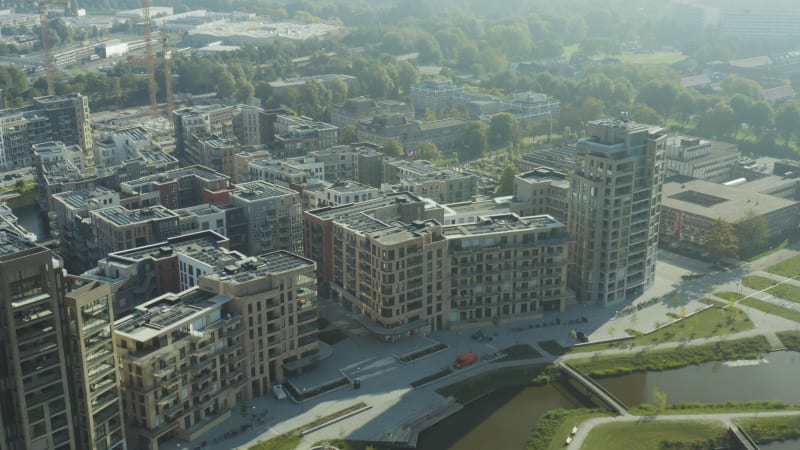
511;167;570;224
664;136;740;183
410;78;464;113
357;114;469;151
721;3;800;40
330;96;415;128
268;74;358;98
661;179;800;249
302;180;381;208
272;115;338;158
0;94;92;170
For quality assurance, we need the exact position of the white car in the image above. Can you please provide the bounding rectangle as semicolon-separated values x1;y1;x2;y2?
272;384;287;400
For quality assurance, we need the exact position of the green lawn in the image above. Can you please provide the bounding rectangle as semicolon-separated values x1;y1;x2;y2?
571;336;771;377
765;254;800;278
743;275;779;291
249;435;301;450
699;297;727;307
714;291;745;302
766;283;800;303
776;330;800;350
580;420;729;450
735;415;800;444
497;344;542;361
740;298;800;322
568;306;753;353
526;408;612;450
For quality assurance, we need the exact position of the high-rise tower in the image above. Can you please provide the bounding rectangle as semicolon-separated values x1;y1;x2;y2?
569;116;667;304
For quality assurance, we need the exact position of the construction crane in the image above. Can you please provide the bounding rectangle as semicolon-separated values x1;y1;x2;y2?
161;30;174;127
141;0;158;119
28;0;70;96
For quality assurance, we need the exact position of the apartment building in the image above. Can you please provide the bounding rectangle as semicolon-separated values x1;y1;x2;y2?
302;180;381;208
91;205;181;256
231;181;303;256
114;289;246;450
50;187;121;274
198;251;320;397
62;276;126;450
511;167;570;224
385;160;476;204
33;94;93;153
0;225;77;450
173;104;264;162
272;115;338;158
184;133;241;179
120;165;231;210
443;214;572;327
82;231;233;318
570;117;667;304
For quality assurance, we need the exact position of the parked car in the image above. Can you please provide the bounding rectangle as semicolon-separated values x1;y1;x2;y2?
272;384;287;400
453;351;479;369
576;331;589;343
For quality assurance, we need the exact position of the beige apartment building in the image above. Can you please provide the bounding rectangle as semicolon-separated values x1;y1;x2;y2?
443;213;572;327
114;289;246;450
198;251;319;398
63;276;126;450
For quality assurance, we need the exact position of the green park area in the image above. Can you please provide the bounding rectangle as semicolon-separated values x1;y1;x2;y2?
735;415;800;445
777;330;800;350
765;254;800;278
740;298;800;322
580;420;729;450
742;275;800;303
570;336;770;377
567;306;753;353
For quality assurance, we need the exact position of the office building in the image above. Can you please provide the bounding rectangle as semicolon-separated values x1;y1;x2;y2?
357;115;469;152
230;181;303;256
302;180;381;208
410;79;464;113
570;117;667;304
121;165;231;210
664;136;740;183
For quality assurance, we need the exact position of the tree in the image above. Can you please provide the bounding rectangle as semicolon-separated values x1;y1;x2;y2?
722;75;763;101
461;121;488;160
775;100;800;146
735;212;769;259
745;100;774;136
215;70;236;100
489;112;519;147
328;77;349;104
701;218;739;260
486;23;532;59
636;80;679;118
496;164;518;196
700;102;736;138
382;138;404;158
14;179;24;191
728;94;753;137
416;141;441;161
235;80;254;104
339;125;358;145
652;387;668;413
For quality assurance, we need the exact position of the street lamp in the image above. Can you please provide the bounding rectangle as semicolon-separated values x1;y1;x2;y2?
250;405;256;427
412;346;418;368
300;387;307;412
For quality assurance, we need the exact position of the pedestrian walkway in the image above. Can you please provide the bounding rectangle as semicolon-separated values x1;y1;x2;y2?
558;362;629;416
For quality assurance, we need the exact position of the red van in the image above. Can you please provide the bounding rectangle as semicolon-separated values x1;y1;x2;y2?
453;352;479;368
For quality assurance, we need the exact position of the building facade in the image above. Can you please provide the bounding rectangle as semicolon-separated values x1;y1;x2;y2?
230;181;303;256
569;117;667;304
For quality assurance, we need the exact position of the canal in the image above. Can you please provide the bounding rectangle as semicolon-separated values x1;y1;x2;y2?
416;351;800;450
12;204;49;241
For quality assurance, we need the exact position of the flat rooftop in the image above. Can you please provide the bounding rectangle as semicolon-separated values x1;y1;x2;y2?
0;220;38;257
233;180;297;201
517;167;570;187
662;179;799;222
307;192;426;221
367;219;442;245
93;205;177;226
442;213;564;237
115;288;230;341
53;188;117;210
107;230;229;264
204;250;314;284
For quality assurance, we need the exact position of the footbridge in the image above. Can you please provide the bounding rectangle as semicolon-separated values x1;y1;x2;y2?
730;425;759;450
558;361;630;416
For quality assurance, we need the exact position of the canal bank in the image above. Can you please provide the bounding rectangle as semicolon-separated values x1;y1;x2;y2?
416;349;800;450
